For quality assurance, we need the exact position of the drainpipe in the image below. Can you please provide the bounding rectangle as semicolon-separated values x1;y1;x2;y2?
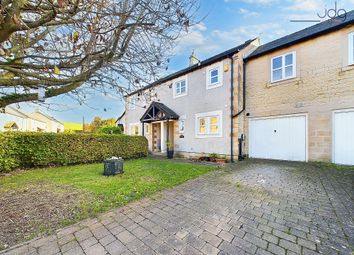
234;59;246;118
233;59;247;161
230;56;235;163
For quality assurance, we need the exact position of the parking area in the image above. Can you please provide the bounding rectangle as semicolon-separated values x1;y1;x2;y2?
1;160;353;255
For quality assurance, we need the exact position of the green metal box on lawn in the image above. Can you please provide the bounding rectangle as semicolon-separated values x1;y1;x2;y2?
103;158;124;176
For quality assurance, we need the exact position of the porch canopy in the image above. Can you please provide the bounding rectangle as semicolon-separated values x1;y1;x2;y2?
140;102;179;123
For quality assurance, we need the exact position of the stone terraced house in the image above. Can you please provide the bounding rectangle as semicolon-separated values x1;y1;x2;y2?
124;11;354;165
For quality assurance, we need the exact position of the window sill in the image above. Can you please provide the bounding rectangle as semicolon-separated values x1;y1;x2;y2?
206;83;223;90
340;65;354;73
173;93;187;99
266;77;301;88
196;134;222;139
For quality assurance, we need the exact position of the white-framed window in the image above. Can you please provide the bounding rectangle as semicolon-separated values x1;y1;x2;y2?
127;96;136;110
349;32;354;65
129;123;141;136
144;123;150;134
178;117;186;133
271;52;296;83
195;111;222;138
206;64;223;89
173;77;188;98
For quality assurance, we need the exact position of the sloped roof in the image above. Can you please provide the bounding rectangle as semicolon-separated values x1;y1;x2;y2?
31;111;64;125
140;102;179;123
126;38;256;97
5;106;30;118
116;111;126;123
247;10;354;60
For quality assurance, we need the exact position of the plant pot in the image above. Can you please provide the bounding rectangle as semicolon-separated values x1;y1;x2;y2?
167;150;174;159
215;158;226;164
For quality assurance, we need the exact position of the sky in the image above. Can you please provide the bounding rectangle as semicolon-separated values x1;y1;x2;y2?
19;0;354;124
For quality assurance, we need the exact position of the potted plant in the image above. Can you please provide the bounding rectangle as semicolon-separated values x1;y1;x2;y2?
209;153;227;164
215;156;226;164
166;140;174;159
209;153;218;162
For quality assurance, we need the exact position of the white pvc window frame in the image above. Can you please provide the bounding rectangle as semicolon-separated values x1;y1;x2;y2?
195;110;223;138
129;123;141;136
127;95;136;110
206;64;223;89
173;77;188;98
178;116;186;134
271;51;296;83
348;32;354;65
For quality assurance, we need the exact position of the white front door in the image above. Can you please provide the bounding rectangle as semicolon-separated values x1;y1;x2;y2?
333;110;354;165
249;115;307;161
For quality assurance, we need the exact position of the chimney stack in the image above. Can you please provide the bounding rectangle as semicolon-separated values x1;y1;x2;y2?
189;50;199;66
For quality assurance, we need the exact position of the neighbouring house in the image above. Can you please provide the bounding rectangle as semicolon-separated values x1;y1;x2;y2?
30;111;64;133
115;111;125;132
0;106;47;132
242;11;354;165
124;11;354;165
124;39;259;157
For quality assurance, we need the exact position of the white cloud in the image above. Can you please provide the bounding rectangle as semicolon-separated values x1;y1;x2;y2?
193;22;207;31
225;0;278;5
212;23;286;45
239;8;260;17
285;0;324;12
173;22;219;55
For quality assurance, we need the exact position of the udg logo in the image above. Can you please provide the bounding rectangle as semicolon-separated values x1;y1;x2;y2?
291;1;347;23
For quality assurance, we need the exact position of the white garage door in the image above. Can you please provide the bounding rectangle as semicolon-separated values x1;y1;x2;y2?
249;115;307;161
333;110;354;165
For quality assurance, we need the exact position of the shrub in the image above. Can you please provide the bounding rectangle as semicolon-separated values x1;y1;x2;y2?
0;132;148;172
96;126;122;135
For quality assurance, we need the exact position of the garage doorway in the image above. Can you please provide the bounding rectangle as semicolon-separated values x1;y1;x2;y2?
249;114;307;161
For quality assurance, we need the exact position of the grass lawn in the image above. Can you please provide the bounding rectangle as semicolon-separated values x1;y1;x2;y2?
0;158;216;249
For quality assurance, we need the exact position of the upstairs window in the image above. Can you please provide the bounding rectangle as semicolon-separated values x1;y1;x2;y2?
127;96;136;110
210;68;219;84
271;52;296;83
349;32;354;65
207;65;222;89
174;79;187;98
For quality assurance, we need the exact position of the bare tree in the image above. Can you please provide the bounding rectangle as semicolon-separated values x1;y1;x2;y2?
0;0;198;108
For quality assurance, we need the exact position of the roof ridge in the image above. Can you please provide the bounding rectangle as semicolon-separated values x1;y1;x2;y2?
247;9;354;59
125;38;256;97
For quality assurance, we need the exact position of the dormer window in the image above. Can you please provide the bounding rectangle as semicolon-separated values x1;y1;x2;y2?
271;52;296;83
349;32;354;65
173;77;188;98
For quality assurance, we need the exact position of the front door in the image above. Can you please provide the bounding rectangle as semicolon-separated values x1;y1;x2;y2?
152;123;161;152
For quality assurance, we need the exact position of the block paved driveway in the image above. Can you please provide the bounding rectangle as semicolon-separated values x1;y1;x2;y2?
1;160;353;255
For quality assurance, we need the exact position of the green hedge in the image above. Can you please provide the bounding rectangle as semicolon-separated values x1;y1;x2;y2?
0;132;148;172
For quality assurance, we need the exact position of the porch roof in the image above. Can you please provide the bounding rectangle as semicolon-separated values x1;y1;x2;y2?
140;102;179;123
